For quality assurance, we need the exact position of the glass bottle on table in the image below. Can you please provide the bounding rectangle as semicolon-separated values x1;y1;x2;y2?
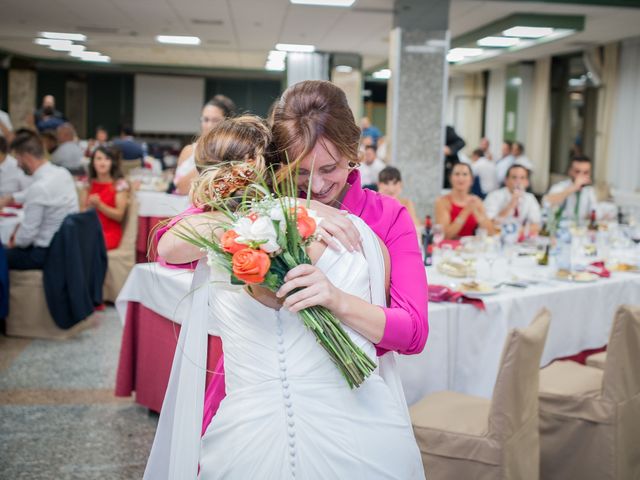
422;215;433;266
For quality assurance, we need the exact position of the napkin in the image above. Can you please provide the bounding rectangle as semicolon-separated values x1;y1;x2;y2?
587;261;610;278
428;285;486;311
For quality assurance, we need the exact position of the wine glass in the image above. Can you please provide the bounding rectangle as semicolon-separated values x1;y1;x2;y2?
484;238;499;280
432;224;444;246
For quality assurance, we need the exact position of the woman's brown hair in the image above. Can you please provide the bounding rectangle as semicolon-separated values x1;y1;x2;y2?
270;80;361;178
190;115;276;209
89;146;123;181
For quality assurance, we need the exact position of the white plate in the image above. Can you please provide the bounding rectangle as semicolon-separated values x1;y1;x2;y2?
554;272;599;283
456;283;499;297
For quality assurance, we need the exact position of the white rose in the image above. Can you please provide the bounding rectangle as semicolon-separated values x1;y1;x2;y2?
235;216;280;253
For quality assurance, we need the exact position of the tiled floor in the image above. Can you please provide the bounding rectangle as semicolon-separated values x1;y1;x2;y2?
0;307;157;480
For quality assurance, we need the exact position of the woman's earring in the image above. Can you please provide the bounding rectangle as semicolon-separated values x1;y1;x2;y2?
347;161;360;171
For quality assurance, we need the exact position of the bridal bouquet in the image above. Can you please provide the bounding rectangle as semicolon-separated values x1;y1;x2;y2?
176;179;376;389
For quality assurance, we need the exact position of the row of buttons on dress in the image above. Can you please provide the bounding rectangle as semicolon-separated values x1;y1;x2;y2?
276;313;297;477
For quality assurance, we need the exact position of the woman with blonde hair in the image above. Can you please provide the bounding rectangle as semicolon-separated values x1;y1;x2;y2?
145;113;424;479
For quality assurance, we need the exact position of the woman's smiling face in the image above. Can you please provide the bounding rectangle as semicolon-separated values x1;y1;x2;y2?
296;139;350;205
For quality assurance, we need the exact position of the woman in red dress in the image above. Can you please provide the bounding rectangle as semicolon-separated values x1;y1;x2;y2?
435;162;494;239
80;146;129;249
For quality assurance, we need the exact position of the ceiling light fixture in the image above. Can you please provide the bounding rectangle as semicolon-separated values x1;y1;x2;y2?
335;65;353;73
372;68;391;80
275;43;315;53
81;55;111;63
156;35;201;45
40;31;87;42
265;50;287;71
477;36;520;48
502;26;554;38
449;48;484;57
290;0;356;6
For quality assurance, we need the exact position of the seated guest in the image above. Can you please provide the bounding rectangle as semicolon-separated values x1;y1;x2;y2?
174;95;236;195
360;116;381;146
479;137;493;161
85;125;109;156
377;166;421;229
358;145;385;190
495;140;514;185
34;94;65;133
484;164;541;236
0;108;14;142
435;162;495;240
470;148;498;197
512;141;534;171
51;123;84;174
3;132;78;269
113;125;144;162
0;136;32;197
544;155;597;223
79;146;129;250
443;125;466;189
40;130;58;157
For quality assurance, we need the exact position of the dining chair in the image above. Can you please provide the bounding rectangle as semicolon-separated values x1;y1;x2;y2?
103;197;138;303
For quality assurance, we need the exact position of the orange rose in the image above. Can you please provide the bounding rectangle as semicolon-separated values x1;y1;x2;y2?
220;230;245;254
297;215;316;240
290;206;308;218
232;248;271;284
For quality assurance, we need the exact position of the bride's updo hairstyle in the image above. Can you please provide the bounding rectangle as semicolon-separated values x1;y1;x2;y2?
190;115;274;210
270;80;361;179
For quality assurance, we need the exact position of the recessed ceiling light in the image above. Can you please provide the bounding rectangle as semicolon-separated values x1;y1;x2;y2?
502;26;554;38
82;55;111;63
156;35;201;45
34;38;70;47
372;68;391;79
477;36;520;48
449;47;484;57
70;50;101;58
290;0;355;6
335;65;353;73
275;43;315;53
446;52;465;63
40;31;86;42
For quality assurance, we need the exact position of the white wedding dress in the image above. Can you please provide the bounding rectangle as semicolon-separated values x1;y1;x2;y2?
144;216;425;480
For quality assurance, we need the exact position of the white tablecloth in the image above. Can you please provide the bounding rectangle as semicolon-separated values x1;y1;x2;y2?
135;191;190;218
117;258;640;406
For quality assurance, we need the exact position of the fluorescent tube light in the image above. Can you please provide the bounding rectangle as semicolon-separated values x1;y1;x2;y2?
290;0;355;6
477;36;520;48
40;32;86;42
275;43;315;53
502;26;554;38
449;48;484;57
156;35;201;45
335;65;353;73
372;68;391;79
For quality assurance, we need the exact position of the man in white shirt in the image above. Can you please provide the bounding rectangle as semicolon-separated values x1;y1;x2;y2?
3;131;78;269
470;148;498;195
51;122;84;174
0;109;13;141
358;145;385;189
544;155;597;223
485;164;541;235
495;141;515;185
0;136;32;197
512;141;534;171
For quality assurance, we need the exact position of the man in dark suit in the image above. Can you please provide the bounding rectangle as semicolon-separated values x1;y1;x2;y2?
443;125;465;188
113;125;144;164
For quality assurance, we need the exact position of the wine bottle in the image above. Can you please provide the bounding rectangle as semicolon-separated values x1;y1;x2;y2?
423;215;433;266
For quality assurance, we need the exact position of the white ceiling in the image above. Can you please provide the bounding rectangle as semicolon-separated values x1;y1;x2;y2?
0;0;639;73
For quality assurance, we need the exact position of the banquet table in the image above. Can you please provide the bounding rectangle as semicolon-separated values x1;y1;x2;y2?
134;191;189;263
115;253;640;412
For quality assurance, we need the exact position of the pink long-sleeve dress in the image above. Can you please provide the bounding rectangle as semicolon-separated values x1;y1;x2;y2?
156;170;429;433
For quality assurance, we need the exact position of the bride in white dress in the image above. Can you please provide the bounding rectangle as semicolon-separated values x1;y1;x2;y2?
143;118;425;480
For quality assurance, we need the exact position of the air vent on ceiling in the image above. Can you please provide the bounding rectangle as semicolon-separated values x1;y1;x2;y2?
76;25;119;34
192;19;224;26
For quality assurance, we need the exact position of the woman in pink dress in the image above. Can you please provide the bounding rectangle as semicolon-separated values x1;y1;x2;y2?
157;81;428;433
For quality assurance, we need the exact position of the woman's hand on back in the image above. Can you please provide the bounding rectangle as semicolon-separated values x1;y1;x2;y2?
307;200;361;252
